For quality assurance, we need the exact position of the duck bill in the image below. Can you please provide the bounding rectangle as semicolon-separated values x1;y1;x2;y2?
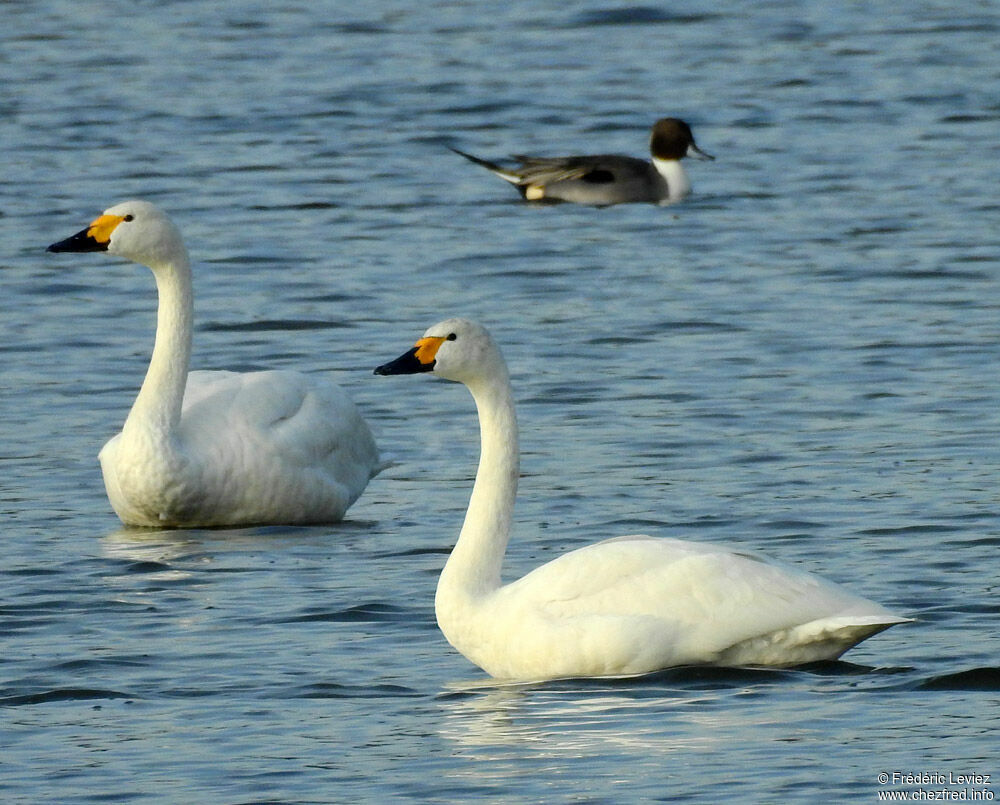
687;143;714;161
374;347;435;376
47;226;109;253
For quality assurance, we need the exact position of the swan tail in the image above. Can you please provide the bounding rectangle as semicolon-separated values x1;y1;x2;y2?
716;613;913;667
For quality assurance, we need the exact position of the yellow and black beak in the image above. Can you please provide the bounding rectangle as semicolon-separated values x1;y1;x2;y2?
47;214;125;254
374;335;446;376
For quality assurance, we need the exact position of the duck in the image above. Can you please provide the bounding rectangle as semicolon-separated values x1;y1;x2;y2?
47;200;380;528
375;318;910;681
450;117;714;206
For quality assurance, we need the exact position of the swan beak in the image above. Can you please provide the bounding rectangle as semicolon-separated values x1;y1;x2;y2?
374;336;445;375
47;214;124;253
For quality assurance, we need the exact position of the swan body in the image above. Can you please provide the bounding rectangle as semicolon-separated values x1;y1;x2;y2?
376;318;910;681
48;200;379;527
450;117;714;206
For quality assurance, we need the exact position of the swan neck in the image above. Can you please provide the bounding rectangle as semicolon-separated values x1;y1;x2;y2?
125;251;194;436
442;368;519;599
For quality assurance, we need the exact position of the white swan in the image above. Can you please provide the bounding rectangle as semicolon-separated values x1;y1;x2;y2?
375;318;911;681
48;200;379;528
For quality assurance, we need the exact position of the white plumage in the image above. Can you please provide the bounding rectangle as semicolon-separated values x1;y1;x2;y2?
49;200;379;527
376;318;910;681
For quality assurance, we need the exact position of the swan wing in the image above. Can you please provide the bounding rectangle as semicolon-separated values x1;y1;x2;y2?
502;535;903;663
182;368;377;472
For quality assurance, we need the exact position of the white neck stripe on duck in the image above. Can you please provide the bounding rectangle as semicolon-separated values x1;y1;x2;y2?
651;157;691;201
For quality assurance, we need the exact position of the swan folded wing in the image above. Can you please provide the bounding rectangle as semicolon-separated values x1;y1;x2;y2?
181;369;377;474
270;374;381;483
183;369;312;429
509;536;897;663
179;369;242;410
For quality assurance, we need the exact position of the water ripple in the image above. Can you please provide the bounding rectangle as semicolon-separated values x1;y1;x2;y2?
2;688;136;707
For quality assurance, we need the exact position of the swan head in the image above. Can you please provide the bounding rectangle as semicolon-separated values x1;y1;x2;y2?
48;200;185;268
375;318;505;386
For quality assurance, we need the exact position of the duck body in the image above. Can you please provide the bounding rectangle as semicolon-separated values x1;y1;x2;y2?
49;200;379;528
376;318;909;682
451;117;713;206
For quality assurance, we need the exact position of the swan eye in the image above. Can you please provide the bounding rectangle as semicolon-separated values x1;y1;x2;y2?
123;215;134;222
446;333;457;341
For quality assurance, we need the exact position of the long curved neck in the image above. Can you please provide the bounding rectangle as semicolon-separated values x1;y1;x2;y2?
439;367;519;601
123;251;193;439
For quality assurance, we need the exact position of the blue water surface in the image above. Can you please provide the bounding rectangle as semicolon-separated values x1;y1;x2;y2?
2;1;999;802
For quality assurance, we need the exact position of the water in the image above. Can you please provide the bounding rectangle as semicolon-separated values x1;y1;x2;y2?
3;0;999;801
